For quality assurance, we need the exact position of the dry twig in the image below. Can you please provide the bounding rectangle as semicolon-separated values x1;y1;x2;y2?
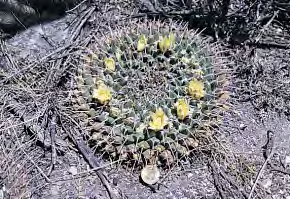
248;130;275;199
47;110;57;177
59;114;119;199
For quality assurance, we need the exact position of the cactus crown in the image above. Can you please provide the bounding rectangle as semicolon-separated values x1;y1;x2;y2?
74;20;230;168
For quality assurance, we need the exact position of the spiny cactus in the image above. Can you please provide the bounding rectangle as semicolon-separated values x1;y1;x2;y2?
73;19;231;168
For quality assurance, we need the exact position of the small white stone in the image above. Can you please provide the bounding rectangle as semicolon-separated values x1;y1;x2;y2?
141;165;160;185
260;178;272;189
239;123;246;130
276;28;282;34
68;166;78;175
285;196;290;199
187;173;193;178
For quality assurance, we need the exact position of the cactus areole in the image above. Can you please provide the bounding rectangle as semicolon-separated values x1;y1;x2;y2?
75;20;230;167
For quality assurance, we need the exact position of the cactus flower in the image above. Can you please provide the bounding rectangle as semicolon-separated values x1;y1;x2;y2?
137;34;147;52
159;32;175;53
92;81;111;104
149;108;168;131
104;57;115;72
175;99;190;120
188;79;206;99
169;32;175;45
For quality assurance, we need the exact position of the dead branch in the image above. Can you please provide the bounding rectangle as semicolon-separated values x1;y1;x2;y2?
248;130;275;199
47;110;57;177
59;113;119;199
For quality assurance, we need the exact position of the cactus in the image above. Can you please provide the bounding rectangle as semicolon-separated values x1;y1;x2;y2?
74;20;231;168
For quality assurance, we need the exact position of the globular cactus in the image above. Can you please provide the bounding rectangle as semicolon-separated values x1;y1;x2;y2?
73;19;231;168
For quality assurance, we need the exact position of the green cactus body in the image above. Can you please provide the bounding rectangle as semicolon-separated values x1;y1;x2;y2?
74;20;231;168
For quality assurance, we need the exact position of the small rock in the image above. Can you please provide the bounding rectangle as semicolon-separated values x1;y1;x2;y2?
259;178;272;189
276;28;282;34
239;123;246;130
286;196;290;199
141;165;160;185
187;173;193;178
68;166;78;175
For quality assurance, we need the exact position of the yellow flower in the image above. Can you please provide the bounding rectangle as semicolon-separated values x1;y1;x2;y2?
159;37;170;52
169;32;175;45
149;108;168;131
137;34;147;52
188;79;206;99
175;99;190;120
92;82;111;104
159;32;175;53
104;57;115;72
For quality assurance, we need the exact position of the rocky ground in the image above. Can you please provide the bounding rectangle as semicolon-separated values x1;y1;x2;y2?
1;1;290;199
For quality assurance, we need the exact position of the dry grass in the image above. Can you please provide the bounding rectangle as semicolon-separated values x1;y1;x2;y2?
0;2;138;197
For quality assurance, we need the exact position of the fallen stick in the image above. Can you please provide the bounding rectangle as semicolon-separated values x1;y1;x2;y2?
47;111;57;177
248;130;275;199
59;114;119;199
